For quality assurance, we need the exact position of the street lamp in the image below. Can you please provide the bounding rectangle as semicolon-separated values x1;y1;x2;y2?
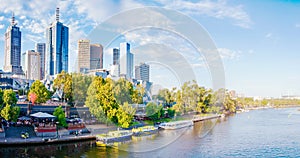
56;121;59;138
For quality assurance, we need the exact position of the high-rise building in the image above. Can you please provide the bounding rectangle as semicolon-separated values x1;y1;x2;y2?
77;39;90;73
113;48;120;65
3;14;23;75
135;63;150;82
90;44;103;70
35;43;46;79
45;8;69;77
120;42;133;79
23;50;41;80
77;39;103;73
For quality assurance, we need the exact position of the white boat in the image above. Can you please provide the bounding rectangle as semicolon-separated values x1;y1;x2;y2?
96;130;132;146
159;120;194;130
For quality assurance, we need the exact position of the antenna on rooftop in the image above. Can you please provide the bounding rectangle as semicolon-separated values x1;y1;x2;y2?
56;7;59;22
11;12;15;26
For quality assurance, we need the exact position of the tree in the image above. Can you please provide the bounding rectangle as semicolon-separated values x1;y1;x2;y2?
0;89;4;109
116;102;136;128
113;78;134;104
72;73;93;106
53;71;73;103
3;89;17;106
53;106;67;127
0;105;20;122
28;80;50;104
132;84;145;104
10;106;20;122
157;88;174;107
1;104;11;121
86;77;119;124
0;90;20;121
146;102;163;120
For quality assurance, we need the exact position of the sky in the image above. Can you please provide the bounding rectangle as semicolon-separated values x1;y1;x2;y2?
0;0;300;98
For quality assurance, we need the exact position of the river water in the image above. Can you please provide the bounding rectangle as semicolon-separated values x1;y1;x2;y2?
1;107;300;157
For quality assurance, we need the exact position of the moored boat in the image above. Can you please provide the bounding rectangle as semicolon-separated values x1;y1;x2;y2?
159;120;193;130
132;126;159;136
192;114;221;122
96;130;132;146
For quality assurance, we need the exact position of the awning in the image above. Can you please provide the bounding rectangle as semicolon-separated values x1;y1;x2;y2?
18;116;31;121
30;112;56;119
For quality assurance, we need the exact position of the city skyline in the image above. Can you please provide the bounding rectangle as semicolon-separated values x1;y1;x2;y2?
0;1;300;97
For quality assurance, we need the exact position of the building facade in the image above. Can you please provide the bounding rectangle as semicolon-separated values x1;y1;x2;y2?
35;43;46;80
113;48;120;65
90;44;103;70
135;63;150;82
77;39;90;73
45;8;69;77
23;50;41;80
120;42;133;79
77;40;103;73
3;14;23;75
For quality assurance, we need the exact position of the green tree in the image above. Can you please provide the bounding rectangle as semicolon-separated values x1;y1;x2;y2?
86;77;119;124
10;106;20;122
132;84;145;104
0;104;20;122
3;89;17;106
157;88;174;107
116;102;136;128
28;80;50;104
0;89;4;109
0;104;11;121
113;78;134;104
146;102;163;120
53;71;73;103
167;108;175;118
53;106;67;127
72;73;93;106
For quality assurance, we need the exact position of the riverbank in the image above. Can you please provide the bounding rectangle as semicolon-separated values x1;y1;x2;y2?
0;134;96;146
0;114;222;147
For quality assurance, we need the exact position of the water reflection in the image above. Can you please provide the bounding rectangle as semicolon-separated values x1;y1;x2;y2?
0;140;96;158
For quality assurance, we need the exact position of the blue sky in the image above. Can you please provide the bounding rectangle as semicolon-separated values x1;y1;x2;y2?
0;0;300;97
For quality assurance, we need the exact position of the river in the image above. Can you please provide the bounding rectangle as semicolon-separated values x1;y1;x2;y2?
1;107;300;157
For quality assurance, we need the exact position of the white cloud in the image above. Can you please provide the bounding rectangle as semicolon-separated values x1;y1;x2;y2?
217;48;241;60
154;0;252;28
0;16;4;21
0;24;4;29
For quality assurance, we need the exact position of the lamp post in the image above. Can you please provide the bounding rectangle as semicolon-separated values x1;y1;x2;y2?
56;121;59;138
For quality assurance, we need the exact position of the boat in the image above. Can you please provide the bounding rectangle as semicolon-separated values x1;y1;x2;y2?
132;126;159;136
96;130;132;146
159;120;193;130
192;114;221;122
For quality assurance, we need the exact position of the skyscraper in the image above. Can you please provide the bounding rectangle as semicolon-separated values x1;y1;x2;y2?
90;44;103;70
113;48;120;65
77;39;103;73
35;43;45;79
120;42;134;79
3;13;23;75
77;39;90;73
135;63;150;82
45;8;69;77
23;50;41;80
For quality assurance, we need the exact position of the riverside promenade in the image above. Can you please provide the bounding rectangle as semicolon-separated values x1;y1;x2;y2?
0;124;116;146
0;134;96;146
